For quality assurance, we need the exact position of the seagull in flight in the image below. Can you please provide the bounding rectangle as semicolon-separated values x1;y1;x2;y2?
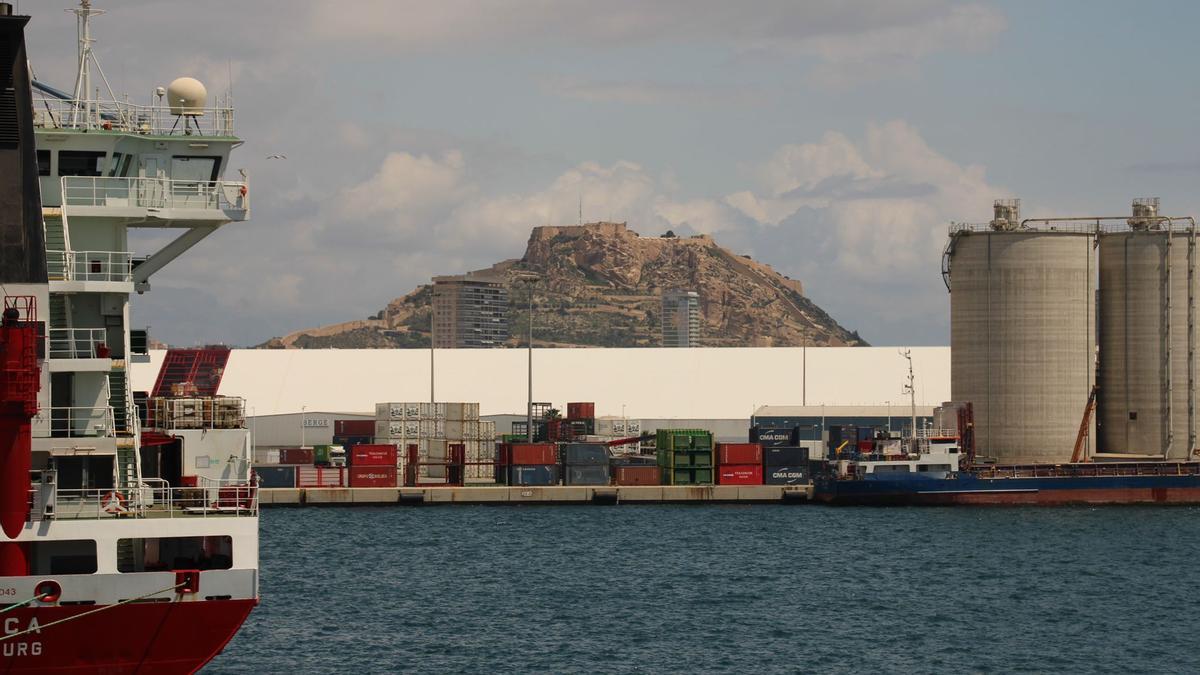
266;154;287;160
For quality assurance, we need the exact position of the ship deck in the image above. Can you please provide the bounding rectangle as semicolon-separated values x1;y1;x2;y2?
259;485;814;506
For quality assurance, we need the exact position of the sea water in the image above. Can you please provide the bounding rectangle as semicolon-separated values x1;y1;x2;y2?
207;505;1200;674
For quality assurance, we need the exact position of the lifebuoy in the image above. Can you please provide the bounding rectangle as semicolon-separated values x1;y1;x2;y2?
239;184;247;198
35;580;62;603
101;490;128;514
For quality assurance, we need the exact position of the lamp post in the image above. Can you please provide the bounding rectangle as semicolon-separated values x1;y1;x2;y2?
300;405;307;448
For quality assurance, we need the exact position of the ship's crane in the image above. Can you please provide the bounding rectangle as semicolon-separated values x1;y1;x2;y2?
1070;386;1099;463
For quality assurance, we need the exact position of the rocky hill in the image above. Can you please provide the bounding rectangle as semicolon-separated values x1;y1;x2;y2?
261;222;866;349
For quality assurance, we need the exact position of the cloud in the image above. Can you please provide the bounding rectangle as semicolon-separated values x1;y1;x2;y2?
541;75;766;106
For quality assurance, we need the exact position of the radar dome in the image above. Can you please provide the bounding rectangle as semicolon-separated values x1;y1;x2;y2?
167;77;207;116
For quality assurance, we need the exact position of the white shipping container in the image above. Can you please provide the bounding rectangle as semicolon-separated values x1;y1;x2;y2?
252;448;280;465
444;419;479;440
479;420;496;439
445;402;480;421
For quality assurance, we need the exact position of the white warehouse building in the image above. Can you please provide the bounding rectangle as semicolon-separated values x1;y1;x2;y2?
130;347;950;421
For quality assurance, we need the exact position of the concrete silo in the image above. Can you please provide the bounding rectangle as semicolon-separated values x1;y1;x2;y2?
946;200;1096;463
1097;199;1198;459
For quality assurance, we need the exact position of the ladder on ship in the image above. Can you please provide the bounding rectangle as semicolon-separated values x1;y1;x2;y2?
151;348;230;397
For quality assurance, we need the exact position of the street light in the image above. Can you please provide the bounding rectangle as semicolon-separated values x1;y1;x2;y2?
300;405;307;448
512;272;540;442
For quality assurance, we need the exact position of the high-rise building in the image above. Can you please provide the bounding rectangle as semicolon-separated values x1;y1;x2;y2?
432;273;510;348
661;290;701;348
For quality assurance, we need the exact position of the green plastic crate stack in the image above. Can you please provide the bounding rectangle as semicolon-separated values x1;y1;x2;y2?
655;429;713;485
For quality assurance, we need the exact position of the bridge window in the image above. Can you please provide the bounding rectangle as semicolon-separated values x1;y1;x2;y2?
117;536;232;573
171;155;221;183
37;150;50;176
58;150;106;177
30;539;97;575
107;152;124;177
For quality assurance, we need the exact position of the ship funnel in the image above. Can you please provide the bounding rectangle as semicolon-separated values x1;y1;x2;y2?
0;7;47;284
1128;197;1160;231
989;198;1021;231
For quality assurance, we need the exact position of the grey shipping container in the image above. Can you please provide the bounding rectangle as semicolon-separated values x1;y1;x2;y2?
763;446;809;465
564;464;611;486
764;465;809;485
255;465;297;488
562;443;609;465
752;426;797;447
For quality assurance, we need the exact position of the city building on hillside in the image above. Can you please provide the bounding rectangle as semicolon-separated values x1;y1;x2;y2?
432;272;509;348
662;290;701;348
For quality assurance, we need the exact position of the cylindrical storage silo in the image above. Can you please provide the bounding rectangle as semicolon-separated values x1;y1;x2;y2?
1098;227;1198;459
949;229;1096;463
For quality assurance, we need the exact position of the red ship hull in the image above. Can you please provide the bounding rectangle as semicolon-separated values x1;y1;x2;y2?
0;599;254;674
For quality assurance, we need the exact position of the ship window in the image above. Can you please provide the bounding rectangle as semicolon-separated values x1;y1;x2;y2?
29;539;97;575
119;153;134;177
37;150;51;176
872;464;911;473
58;150;106;177
171;155;221;183
117;536;232;573
107;152;124;177
917;464;952;472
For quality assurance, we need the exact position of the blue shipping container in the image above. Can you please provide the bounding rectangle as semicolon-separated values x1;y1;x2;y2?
255;465;296;488
763;446;809;465
510;465;559;486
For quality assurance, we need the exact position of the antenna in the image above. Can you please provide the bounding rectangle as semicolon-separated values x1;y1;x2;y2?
67;0;119;128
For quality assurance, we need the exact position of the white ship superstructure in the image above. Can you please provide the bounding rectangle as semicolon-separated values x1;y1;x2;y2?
1;3;258;671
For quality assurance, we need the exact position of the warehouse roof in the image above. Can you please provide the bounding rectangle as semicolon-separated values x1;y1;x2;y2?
131;347;950;419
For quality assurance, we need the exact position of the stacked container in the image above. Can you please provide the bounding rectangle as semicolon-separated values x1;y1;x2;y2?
566;402;596;437
561;442;611;485
333;419;373;451
503;443;559;485
763;445;810;485
716;443;763;485
374;401;493;485
348;444;398;487
656;429;714;485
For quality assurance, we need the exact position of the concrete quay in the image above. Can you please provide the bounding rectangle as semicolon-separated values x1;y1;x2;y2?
259;484;814;506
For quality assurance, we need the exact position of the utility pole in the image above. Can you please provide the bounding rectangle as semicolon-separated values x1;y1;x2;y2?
900;349;916;440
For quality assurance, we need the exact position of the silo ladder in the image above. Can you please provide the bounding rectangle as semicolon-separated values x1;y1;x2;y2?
1070;386;1098;464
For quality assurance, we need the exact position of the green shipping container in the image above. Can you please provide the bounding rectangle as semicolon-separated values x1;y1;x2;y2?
313;445;331;465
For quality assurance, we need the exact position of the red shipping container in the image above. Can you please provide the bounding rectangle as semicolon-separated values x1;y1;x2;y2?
613;466;660;486
349;466;398;488
296;466;346;487
717;443;762;465
511;443;557;465
335;419;375;436
350;444;397;466
858;440;873;453
567;402;595;420
718;465;763;485
279;447;315;465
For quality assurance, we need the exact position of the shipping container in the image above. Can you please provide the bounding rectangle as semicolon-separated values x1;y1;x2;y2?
252;448;280;465
278;447;314;465
566;402;595;420
349;465;398;488
667;467;713;485
510;465;559;486
313;445;333;466
751;426;798;447
764;465;809;485
444;402;480;421
296;466;346;487
857;440;874;454
254;465;296;488
564;464;610;486
334;419;375;436
613;465;660;485
562;443;609;465
350;444;398;467
510;443;557;465
332;434;372;449
763;446;809;466
718;464;763;485
445;419;480;440
717;443;763;466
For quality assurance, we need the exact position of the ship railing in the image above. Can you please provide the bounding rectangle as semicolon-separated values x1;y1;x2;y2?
972;461;1200;479
147;396;246;431
35;406;116;438
45;249;133;283
47;327;109;359
915;427;959;439
950;220;1192;236
32;97;235;136
26;484;257;521
61;176;249;213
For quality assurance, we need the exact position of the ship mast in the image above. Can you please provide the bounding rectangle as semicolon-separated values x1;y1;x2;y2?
67;0;117;128
900;349;917;442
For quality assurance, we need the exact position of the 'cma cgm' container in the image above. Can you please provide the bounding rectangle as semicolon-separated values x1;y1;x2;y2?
751;426;797;447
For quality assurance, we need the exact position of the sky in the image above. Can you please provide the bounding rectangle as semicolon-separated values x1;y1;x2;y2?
20;1;1200;347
